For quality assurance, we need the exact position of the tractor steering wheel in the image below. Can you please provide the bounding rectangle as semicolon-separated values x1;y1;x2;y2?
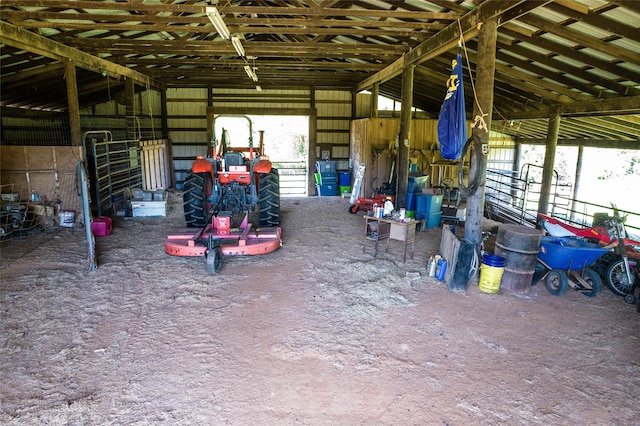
441;177;454;189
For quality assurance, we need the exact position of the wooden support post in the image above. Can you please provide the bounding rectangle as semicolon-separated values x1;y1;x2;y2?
160;86;168;140
396;60;414;209
64;59;81;146
308;87;318;196
371;82;379;118
464;17;498;269
125;77;135;117
351;90;356;119
570;145;584;222
538;110;561;215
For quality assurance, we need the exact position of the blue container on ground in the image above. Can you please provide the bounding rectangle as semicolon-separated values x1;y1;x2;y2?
319;172;337;185
415;211;442;228
435;258;447;281
426;211;442;228
316;184;338;196
416;194;443;214
338;172;351;186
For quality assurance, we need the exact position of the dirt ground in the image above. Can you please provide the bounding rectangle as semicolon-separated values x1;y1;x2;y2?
1;193;639;425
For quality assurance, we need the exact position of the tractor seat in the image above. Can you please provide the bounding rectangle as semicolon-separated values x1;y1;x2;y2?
224;152;245;171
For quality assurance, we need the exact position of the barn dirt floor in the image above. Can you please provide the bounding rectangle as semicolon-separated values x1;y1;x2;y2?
1;193;639;425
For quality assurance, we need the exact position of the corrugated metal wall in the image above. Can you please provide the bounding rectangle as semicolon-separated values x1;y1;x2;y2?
168;87;356;191
69;86;517;193
166;87;209;188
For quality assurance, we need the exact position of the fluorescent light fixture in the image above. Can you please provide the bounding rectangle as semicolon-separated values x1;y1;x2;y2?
205;6;230;40
256;85;262;92
243;65;258;82
231;36;245;57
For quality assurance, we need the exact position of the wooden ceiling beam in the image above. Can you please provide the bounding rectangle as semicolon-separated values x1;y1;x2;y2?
1;12;448;30
611;1;640;14
122;58;386;72
507;96;640;119
490;37;640;97
7;19;433;38
0;1;460;20
506;30;640;83
0;62;65;84
0;21;158;87
354;1;544;92
519;14;639;65
491;48;620;99
60;38;406;54
546;2;640;43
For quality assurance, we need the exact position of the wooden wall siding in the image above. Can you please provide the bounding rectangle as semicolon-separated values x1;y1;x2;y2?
351;117;517;197
350;118;466;196
354;92;374;118
0;145;83;223
140;139;172;190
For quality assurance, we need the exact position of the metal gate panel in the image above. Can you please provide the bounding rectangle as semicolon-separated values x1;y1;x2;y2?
84;131;142;216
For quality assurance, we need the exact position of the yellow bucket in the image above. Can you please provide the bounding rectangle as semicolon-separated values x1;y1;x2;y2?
479;264;504;293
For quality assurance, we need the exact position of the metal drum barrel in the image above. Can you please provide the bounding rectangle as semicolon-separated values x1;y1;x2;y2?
494;224;543;295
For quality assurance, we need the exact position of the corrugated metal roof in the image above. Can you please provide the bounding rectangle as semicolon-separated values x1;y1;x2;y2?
0;0;638;144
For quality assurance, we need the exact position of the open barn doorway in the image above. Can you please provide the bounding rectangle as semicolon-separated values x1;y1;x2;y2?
212;115;310;196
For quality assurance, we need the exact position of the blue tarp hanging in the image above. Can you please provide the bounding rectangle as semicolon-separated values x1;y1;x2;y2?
437;53;467;161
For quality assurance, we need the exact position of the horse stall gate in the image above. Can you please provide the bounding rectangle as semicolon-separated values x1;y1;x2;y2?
84;132;171;216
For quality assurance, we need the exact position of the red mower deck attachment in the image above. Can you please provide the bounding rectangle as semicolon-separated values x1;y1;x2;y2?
165;213;282;274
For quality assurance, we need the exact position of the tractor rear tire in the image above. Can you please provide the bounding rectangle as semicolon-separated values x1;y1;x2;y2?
183;171;211;227
259;168;280;227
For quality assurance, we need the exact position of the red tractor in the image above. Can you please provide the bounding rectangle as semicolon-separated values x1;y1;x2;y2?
165;115;282;273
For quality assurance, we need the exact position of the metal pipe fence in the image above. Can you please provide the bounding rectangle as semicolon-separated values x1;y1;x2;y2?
484;168;639;238
272;161;307;197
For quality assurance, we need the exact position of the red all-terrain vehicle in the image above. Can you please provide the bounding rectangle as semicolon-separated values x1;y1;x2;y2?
165;115;282;273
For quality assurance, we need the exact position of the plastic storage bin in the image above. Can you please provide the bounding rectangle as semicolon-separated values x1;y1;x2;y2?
416;194;443;214
316;184;338;196
315;161;336;173
338;172;351;186
416;211;442;228
318;172;337;185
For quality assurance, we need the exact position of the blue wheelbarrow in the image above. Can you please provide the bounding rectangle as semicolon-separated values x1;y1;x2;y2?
537;236;612;297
